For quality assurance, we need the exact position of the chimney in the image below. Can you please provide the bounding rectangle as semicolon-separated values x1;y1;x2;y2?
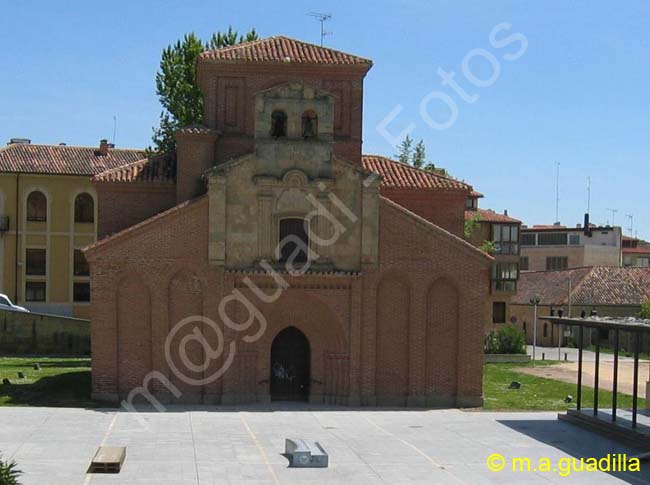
503;209;508;216
98;139;109;156
583;213;592;237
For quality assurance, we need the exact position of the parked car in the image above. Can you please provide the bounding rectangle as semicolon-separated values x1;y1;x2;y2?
0;293;29;312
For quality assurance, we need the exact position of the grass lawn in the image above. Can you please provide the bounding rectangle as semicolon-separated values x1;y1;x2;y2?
0;356;95;407
484;361;645;411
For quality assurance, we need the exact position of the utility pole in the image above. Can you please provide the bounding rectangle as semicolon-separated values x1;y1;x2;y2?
307;12;332;47
530;295;541;364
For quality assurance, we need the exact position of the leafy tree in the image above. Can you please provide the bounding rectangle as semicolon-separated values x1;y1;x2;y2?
464;213;481;239
640;299;650;319
395;135;413;164
152;27;259;153
412;139;426;168
0;454;21;485
395;136;452;176
479;240;497;254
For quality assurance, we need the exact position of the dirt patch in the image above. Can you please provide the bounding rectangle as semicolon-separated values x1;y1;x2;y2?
514;361;650;396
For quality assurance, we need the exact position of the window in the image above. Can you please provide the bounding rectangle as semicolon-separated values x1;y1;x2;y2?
543;323;548;338
271;110;287;138
521;233;536;246
492;302;506;323
636;257;650;268
546;256;568;270
26;249;46;275
74;250;89;276
492;262;518;280
26;191;47;222
279;218;309;263
0;296;10;306
520;256;529;271
492;262;518;292
492;224;519;254
465;197;478;210
73;282;90;302
569;234;581;245
25;282;46;301
301;110;318;138
538;232;568;245
74;193;94;223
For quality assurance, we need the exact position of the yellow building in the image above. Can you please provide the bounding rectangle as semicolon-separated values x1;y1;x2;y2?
464;193;522;332
0;139;144;318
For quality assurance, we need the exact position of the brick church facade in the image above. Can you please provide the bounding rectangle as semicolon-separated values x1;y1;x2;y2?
84;36;491;407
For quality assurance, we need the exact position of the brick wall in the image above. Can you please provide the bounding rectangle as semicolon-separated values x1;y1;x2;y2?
86;192;489;407
379;188;467;237
95;182;176;238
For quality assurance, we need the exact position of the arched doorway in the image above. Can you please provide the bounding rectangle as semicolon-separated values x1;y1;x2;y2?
270;326;310;401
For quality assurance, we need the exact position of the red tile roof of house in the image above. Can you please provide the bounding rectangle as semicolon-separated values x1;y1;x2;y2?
0;143;145;176
200;36;372;66
623;246;650;254
361;155;472;191
513;266;650;306
464;209;521;224
92;155;176;183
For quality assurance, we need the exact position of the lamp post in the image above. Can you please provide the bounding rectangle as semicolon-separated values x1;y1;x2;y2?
530;295;541;362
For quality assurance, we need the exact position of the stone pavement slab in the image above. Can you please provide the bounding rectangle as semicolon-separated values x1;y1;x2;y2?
0;405;648;484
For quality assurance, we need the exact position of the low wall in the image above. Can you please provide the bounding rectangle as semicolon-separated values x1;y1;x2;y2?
0;309;90;355
484;354;530;364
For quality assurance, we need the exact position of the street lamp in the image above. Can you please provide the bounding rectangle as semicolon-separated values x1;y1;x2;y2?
530;295;541;362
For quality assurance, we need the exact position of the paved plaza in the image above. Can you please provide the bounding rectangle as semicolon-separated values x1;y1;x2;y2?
0;404;648;484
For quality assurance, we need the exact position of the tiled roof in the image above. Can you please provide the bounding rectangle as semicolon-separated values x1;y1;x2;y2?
361;155;472;191
0;143;145;176
513;266;650;306
623;246;650;254
464;209;520;224
199;36;372;66
92;155;176;183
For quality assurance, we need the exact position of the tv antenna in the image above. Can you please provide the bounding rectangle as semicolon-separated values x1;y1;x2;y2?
554;162;560;224
586;176;591;213
606;208;618;226
308;12;332;47
112;115;118;146
626;214;634;236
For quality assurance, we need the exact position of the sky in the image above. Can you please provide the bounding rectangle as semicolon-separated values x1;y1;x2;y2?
1;1;648;239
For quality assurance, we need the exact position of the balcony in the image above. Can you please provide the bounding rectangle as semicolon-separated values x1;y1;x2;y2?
0;215;9;232
492;241;519;255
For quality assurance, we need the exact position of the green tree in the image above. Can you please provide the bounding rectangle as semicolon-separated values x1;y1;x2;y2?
640;299;650;319
395;135;413;164
412;139;426;168
152;27;259;153
464;213;481;239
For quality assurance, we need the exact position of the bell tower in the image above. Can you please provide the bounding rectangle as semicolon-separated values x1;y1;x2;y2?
195;36;372;165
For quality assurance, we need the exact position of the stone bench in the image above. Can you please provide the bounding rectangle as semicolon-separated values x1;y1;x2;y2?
284;438;328;468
